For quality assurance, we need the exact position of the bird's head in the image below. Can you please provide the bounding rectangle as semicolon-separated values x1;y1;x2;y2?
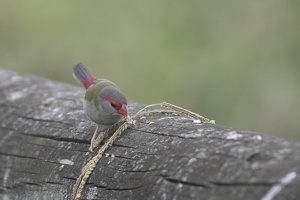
104;95;128;118
100;86;131;123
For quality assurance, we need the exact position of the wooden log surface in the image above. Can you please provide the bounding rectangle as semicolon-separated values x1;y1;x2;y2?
0;68;300;200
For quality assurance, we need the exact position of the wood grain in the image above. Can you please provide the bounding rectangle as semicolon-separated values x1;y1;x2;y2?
0;69;299;200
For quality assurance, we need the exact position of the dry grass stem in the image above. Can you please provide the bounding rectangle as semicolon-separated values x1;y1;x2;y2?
160;102;212;123
71;122;129;200
131;104;161;118
93;121;123;149
71;102;213;199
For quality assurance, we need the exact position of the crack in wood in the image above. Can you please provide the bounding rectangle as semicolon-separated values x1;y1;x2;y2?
130;127;188;139
18;132;90;145
104;184;146;191
107;166;162;174
211;181;273;187
1;69;300;200
109;143;136;149
27;142;88;153
43;181;64;186
160;175;212;189
0;151;68;166
85;183;107;189
108;154;138;161
3;181;42;190
14;114;73;126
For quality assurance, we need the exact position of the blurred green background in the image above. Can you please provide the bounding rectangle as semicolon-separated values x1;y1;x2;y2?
1;1;299;140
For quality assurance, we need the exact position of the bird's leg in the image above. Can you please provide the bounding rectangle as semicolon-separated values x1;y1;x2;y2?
89;125;99;152
88;121;128;153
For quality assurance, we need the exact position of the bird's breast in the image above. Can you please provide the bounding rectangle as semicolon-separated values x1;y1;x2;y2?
83;99;121;126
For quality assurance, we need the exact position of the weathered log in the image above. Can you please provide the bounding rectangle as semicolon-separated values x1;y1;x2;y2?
0;68;299;200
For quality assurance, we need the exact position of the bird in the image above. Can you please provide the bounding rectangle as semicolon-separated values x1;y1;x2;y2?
73;63;131;152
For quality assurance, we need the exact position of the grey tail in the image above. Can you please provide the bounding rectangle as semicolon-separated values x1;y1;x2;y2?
72;63;96;89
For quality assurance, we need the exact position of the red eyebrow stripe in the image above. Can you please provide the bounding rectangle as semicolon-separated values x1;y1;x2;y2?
105;96;122;109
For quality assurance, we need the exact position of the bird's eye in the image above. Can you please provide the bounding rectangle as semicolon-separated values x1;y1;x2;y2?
105;96;121;110
110;103;118;109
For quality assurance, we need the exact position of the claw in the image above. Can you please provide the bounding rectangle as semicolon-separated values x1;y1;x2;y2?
88;146;94;153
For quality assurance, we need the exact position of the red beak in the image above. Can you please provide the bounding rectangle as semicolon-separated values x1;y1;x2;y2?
119;104;135;125
119;104;128;117
120;104;135;125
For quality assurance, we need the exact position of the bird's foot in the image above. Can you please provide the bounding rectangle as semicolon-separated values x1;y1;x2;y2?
88;145;94;153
